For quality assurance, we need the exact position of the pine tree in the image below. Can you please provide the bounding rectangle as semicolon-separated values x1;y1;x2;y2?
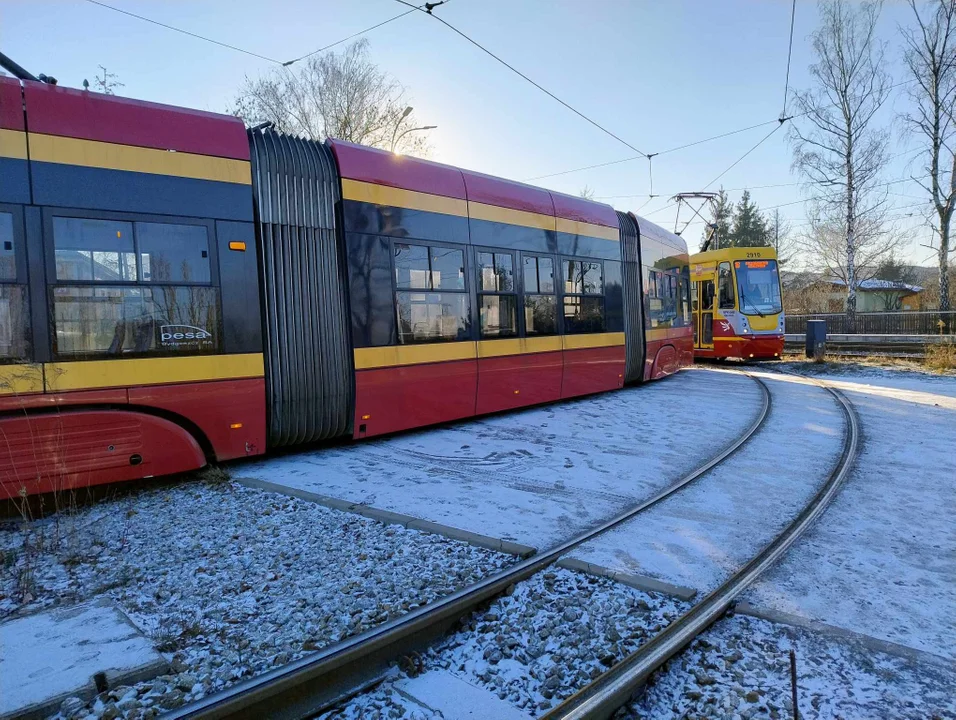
729;190;772;247
700;188;733;251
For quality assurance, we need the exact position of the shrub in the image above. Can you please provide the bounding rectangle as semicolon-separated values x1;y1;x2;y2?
924;342;956;372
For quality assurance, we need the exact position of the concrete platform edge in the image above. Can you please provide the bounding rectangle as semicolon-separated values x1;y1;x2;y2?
734;601;954;670
557;558;699;601
236;478;536;558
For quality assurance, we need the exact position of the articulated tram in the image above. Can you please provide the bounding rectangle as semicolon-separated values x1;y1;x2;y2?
689;246;784;360
0;77;693;498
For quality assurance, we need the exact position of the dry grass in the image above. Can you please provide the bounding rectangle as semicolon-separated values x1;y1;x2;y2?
925;343;956;372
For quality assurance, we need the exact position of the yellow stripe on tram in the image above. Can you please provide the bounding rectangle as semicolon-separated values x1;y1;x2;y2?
44;353;265;392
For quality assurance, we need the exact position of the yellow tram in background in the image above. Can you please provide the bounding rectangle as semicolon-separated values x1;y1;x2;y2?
689;246;784;360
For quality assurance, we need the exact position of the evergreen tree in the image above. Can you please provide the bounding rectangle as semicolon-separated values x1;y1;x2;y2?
729;190;772;247
700;188;733;251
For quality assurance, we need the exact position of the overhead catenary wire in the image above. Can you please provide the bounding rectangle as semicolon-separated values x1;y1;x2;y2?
782;0;797;117
84;0;284;64
394;0;647;158
84;0;418;67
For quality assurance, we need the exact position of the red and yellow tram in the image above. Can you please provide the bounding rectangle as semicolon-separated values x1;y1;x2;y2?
689;246;784;360
0;77;693;498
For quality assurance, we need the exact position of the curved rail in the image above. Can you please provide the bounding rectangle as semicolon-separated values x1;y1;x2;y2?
164;373;771;720
541;374;860;720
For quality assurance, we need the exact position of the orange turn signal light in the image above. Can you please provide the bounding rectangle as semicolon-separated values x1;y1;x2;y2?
362;414;371;420
230;422;243;429
229;241;247;251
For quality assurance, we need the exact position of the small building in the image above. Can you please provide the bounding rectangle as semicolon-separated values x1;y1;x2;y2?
782;274;924;313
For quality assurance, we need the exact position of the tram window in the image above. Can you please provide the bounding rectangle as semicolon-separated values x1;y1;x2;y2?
718;262;735;309
523;256;554;294
477;251;516;338
478;252;514;292
136;222;210;283
0;285;30;362
394;244;431;289
479;295;517;337
395;243;465;291
525;295;556;335
396;291;470;344
0;213;15;281
51;285;220;358
564;296;605;334
523;255;556;335
563;260;603;295
53;217;136;282
430;247;466;290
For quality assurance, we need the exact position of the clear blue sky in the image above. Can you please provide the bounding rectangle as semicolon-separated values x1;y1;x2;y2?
1;0;940;265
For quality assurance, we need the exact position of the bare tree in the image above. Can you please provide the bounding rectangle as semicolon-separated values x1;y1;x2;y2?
901;0;956;324
233;40;431;157
92;66;123;95
790;0;895;330
579;185;596;200
770;209;801;267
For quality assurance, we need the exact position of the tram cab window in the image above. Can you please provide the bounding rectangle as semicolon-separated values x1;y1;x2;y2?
718;262;735;309
563;259;605;333
477;251;517;338
0;212;30;362
394;242;470;344
523;255;556;335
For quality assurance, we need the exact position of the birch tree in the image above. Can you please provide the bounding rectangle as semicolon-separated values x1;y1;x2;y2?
901;0;956;320
790;0;894;330
233;40;431;157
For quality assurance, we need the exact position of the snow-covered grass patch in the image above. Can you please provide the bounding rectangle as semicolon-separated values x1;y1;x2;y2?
0;482;513;718
628;613;956;720
321;567;688;718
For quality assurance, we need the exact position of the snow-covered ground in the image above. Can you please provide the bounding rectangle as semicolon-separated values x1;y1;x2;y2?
742;364;956;661
566;372;846;594
321;566;956;720
0;482;511;718
318;567;689;718
628;612;956;720
239;369;764;550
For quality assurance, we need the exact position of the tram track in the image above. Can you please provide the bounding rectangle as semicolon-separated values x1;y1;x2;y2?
163;373;772;720
540;372;861;720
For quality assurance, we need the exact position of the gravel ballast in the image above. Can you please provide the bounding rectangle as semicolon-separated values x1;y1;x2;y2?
0;481;512;718
627;613;956;720
320;567;689;718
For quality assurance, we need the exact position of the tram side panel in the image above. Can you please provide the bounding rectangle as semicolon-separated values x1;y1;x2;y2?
0;80;267;499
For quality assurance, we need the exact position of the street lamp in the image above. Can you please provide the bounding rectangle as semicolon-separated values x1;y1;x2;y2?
389;106;436;153
391;125;437;153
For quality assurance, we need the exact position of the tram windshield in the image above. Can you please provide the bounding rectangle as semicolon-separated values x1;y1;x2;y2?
734;259;782;315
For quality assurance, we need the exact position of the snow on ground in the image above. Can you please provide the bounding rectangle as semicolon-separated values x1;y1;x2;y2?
742;364;956;661
239;369;763;551
627;613;956;720
566;372;846;595
318;567;689;719
320;566;955;720
0;482;511;719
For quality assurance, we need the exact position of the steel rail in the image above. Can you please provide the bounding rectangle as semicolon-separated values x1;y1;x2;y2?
541;376;860;720
164;374;771;720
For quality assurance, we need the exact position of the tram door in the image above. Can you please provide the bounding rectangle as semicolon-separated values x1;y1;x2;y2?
694;280;715;349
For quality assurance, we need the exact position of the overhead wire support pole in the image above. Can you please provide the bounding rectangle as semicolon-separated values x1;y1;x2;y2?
394;0;647;158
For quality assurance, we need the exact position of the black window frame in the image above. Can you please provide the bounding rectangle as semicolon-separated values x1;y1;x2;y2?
561;256;606;335
718;261;736;310
519;252;559;337
389;238;471;345
475;247;518;339
0;204;31;364
42;207;223;360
